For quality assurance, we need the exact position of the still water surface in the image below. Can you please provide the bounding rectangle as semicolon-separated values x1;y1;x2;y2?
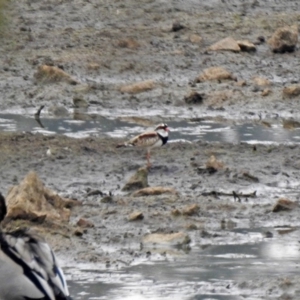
64;228;300;300
0;113;299;144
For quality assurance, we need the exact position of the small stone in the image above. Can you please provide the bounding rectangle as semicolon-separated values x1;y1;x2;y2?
186;224;198;230
189;34;202;44
235;80;247;87
256;36;265;44
282;119;300;129
34;65;79;85
182;204;200;216
132;186;178;197
119;80;155;94
268;25;298;53
184;91;204;105
253;77;271;86
273;198;298;212
171;208;181;216
87;63;100;70
282;85;300;98
122;167;149;192
172;21;185;32
196;66;236;82
77;218;95;228
128;211;144;221
206;155;224;171
208;37;240;52
73;228;85;236
237;40;256;52
117;38;140;49
264;231;273;238
73;97;89;108
261;88;271;97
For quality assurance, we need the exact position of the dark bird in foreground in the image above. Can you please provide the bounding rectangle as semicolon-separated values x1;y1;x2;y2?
0;193;72;300
116;123;170;167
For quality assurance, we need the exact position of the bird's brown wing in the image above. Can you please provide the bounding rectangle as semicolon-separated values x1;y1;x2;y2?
129;131;159;148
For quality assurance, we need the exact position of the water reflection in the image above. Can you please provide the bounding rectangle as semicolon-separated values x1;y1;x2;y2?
0;113;300;144
66;228;300;300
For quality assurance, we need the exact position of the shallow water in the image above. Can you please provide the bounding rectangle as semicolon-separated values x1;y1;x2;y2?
0;113;300;144
66;227;300;300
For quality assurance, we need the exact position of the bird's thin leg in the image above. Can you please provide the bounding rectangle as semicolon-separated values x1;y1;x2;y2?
146;150;151;168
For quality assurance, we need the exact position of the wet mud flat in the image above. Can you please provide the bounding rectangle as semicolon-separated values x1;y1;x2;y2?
1;131;300;298
1;0;300;298
1;0;300;122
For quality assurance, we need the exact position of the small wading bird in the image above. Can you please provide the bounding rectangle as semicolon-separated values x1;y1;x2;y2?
0;193;72;300
116;123;170;167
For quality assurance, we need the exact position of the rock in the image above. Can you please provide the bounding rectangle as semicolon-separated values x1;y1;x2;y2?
282;119;300;129
132;186;178;197
86;63;100;71
237;40;256;52
143;232;191;247
182;204;200;216
119;80;155;94
273;198;298;212
34;65;79;84
117;38;140;49
77;218;95;228
208;37;240;52
186;224;198;230
122;167;149;192
172;21;185;32
206;155;224;171
171;208;181;216
252;77;271;86
5;171;80;223
189;34;202;44
264;231;273;238
196;66;236;82
256;36;266;44
282;85;300;98
235;80;247;87
128;211;144;221
261;88;271;97
73;96;89;108
268;25;298;53
184;91;204;105
73;228;85;236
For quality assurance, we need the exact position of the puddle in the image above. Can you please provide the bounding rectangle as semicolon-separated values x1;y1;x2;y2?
66;228;300;300
0;113;300;144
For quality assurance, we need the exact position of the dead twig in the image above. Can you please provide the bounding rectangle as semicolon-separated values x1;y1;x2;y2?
201;190;256;201
34;105;45;128
34;105;45;118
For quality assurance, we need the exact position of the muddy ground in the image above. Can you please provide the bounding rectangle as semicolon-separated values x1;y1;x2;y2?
1;0;300;298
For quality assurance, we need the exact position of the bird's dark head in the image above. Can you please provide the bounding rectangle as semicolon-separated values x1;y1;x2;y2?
155;123;170;132
0;193;7;223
